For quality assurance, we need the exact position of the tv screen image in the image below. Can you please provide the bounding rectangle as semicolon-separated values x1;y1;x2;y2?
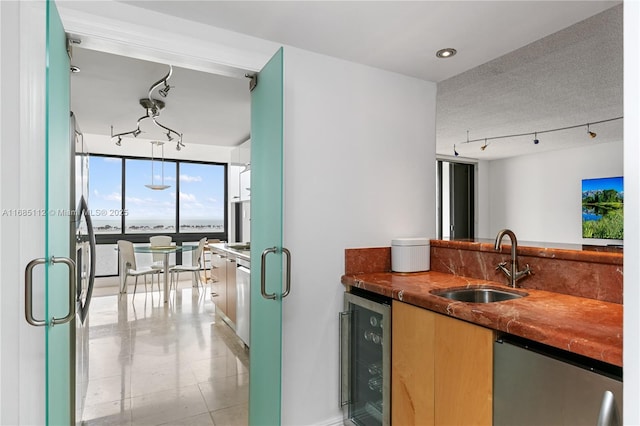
581;176;623;240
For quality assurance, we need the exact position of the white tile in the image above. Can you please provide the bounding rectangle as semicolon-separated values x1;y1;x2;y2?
130;385;209;425
85;279;249;425
81;398;132;425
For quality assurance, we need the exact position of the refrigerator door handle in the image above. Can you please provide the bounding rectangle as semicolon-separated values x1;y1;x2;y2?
76;195;96;323
339;310;352;406
597;390;620;426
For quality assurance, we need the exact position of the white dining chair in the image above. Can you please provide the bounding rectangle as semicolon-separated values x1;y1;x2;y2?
117;240;160;296
149;235;176;277
169;238;207;293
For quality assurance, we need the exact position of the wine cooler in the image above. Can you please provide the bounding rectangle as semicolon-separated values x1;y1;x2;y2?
340;290;391;426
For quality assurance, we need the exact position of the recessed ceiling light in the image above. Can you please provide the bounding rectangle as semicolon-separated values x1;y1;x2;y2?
70;65;81;73
436;48;457;59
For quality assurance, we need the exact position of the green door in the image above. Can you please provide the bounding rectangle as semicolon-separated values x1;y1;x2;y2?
46;0;74;423
249;47;287;425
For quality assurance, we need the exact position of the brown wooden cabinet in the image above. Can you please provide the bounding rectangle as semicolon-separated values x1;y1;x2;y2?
392;301;493;426
210;248;237;325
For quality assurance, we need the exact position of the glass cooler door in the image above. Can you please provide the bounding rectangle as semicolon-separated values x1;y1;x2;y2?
341;292;391;426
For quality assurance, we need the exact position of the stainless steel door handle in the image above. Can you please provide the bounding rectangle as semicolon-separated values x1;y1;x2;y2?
597;390;620;426
260;247;278;300
51;256;77;326
260;246;292;300
25;256;76;326
339;310;352;406
281;247;291;298
25;258;48;326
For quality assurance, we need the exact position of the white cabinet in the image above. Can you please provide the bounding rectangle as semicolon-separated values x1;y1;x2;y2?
229;139;250;201
229;165;241;202
240;170;251;201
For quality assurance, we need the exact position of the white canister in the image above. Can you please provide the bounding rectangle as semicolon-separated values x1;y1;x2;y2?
391;238;430;272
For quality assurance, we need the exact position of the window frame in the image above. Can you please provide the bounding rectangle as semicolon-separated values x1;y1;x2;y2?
84;153;228;274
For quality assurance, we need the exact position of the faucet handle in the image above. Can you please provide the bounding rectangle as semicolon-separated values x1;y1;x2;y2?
495;261;507;271
523;263;533;275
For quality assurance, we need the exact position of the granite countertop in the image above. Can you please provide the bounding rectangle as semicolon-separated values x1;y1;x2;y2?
341;271;622;367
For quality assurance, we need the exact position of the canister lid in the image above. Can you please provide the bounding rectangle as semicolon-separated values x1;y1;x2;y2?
391;237;429;247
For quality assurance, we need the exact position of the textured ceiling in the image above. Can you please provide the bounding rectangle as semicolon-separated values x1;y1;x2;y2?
436;4;623;160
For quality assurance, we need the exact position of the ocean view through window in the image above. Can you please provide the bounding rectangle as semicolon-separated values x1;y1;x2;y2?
87;154;227;236
179;162;225;233
125;158;177;233
88;156;122;234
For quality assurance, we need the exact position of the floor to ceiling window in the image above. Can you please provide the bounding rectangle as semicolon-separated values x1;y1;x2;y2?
86;154;227;276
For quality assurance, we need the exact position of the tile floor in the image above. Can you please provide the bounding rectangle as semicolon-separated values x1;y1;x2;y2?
80;277;249;425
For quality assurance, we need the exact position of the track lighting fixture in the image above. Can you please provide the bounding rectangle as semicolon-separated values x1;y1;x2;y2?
110;65;184;149
454;144;459;156
455;116;621;152
158;83;171;97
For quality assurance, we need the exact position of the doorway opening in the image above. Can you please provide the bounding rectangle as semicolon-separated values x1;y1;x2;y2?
437;160;475;240
70;44;252;424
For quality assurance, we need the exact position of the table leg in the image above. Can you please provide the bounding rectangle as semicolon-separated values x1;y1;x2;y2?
164;252;169;303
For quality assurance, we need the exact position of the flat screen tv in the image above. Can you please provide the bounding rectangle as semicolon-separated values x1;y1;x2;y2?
581;176;623;240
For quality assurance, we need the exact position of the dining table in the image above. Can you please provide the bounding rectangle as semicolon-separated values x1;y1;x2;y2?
133;244;197;303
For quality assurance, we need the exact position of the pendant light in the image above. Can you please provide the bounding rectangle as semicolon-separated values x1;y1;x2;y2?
145;141;171;190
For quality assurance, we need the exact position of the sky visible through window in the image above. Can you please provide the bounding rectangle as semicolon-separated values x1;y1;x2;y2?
179;162;225;233
88;156;122;233
88;156;225;234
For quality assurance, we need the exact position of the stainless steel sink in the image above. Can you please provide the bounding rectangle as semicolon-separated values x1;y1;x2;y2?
431;287;527;303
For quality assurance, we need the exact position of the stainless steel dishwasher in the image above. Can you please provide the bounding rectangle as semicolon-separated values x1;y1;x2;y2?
494;335;622;426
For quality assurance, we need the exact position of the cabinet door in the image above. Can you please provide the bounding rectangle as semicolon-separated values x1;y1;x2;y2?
392;301;435;425
226;257;237;323
229;165;241;202
240;170;251;201
434;314;493;426
211;252;228;315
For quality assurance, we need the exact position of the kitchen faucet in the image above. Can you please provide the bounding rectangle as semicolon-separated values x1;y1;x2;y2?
494;229;532;288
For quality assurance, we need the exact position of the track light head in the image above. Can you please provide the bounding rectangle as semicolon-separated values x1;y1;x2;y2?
166;132;174;142
587;124;597;139
480;139;488;151
454;144;459;157
533;133;539;144
159;83;171;97
116;136;122;146
133;129;141;137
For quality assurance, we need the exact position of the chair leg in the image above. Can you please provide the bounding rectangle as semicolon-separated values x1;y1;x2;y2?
120;274;129;295
193;271;201;290
133;276;139;296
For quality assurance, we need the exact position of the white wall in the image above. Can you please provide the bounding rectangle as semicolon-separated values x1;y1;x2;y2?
484;140;623;244
282;48;437;425
0;2;47;424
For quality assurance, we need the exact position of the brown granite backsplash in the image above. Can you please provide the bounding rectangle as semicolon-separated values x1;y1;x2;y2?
344;240;623;304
